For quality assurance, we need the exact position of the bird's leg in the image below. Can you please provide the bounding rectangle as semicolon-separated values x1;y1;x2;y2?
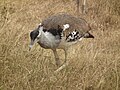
52;49;60;66
63;48;69;68
54;48;69;74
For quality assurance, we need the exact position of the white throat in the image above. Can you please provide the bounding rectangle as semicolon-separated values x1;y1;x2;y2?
37;26;43;37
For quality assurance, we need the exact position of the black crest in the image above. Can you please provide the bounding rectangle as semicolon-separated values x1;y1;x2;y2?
30;30;39;41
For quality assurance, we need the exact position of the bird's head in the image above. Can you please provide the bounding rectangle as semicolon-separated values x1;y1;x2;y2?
29;23;43;51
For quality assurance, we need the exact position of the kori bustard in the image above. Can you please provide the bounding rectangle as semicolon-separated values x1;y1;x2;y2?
29;13;94;72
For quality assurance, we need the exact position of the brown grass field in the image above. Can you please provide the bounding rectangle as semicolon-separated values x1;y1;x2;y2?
0;0;120;90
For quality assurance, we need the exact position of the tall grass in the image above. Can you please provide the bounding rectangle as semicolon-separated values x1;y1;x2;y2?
0;0;120;90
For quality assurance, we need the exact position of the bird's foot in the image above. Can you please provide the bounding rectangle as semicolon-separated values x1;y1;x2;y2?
56;59;61;67
54;61;69;74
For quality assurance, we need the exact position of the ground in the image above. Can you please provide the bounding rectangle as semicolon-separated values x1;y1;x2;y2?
0;0;120;90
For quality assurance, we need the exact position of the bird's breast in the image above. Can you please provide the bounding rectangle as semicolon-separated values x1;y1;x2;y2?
37;31;61;49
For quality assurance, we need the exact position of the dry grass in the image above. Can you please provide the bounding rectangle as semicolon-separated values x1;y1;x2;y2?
0;0;120;90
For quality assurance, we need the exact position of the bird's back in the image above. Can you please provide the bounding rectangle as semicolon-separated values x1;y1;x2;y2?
42;13;91;35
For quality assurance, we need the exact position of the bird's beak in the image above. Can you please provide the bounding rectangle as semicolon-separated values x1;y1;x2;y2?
29;40;34;51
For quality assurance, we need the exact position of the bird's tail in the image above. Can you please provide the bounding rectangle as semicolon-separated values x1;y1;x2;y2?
84;31;94;38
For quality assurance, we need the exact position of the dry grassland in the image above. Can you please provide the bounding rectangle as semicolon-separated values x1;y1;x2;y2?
0;0;120;90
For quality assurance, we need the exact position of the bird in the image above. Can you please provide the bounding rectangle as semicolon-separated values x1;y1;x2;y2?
29;13;94;72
